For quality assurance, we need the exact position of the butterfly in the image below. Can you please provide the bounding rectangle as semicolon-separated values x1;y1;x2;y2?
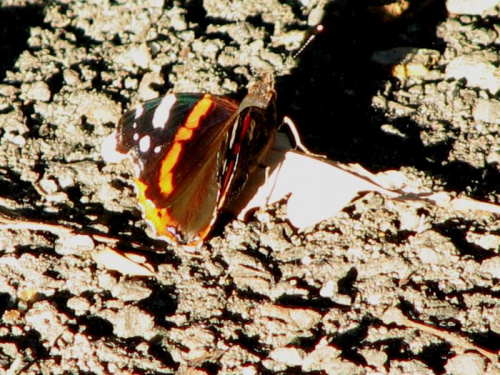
104;73;277;246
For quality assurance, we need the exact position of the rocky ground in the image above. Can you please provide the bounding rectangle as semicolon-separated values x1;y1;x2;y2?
1;0;500;374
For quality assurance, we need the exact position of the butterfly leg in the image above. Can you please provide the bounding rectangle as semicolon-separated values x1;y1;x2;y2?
281;116;325;158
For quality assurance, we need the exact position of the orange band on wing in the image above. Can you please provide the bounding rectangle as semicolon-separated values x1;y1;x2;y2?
135;179;177;241
158;95;214;195
136;178;210;246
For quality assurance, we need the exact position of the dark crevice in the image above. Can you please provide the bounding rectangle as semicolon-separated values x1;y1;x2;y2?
139;284;178;327
434;219;497;262
0;4;46;81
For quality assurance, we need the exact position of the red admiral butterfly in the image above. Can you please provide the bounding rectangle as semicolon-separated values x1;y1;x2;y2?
103;25;323;247
106;73;277;246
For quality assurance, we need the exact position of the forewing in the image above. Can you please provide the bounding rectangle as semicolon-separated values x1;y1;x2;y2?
115;93;240;245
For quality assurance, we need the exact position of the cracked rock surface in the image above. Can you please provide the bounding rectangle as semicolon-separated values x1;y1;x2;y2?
1;1;499;374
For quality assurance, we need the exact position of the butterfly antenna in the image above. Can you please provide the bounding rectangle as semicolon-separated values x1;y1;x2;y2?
292;24;324;60
279;23;324;76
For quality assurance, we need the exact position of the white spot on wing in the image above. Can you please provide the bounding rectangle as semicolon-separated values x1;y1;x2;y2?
139;135;151;153
153;94;177;129
134;105;144;119
154;146;161;153
133;133;139;141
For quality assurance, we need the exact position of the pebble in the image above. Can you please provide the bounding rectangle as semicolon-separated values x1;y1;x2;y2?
38;177;59;194
444;353;485;375
446;54;500;94
360;348;388;369
331;294;352;306
55;234;95;255
479;256;500;279
83;93;122;125
302;345;341;372
92;248;155;276
56;168;77;188
259;304;322;331
25;301;66;346
470;234;500;250
446;0;499;15
226;251;273;295
0;342;19;358
319;280;337;298
418;247;440;264
164;6;188;30
241;366;258;375
127;44;151;69
103;305;155;339
63;69;81;86
46;191;68;204
23;81;51;102
249;303;322;347
390;359;433;374
3;132;26;146
111;280;152;301
0;84;19;97
269;347;305;366
117;43;151;70
66;296;91;315
473;98;500;124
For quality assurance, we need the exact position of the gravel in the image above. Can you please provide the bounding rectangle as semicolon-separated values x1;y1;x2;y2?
1;0;499;374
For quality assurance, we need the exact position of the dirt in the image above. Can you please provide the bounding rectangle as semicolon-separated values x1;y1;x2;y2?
1;0;500;374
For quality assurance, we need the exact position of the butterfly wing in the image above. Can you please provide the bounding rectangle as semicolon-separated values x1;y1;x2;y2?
114;75;277;246
115;93;238;244
216;75;278;210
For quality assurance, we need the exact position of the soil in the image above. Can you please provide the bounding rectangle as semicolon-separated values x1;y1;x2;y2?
1;0;500;374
